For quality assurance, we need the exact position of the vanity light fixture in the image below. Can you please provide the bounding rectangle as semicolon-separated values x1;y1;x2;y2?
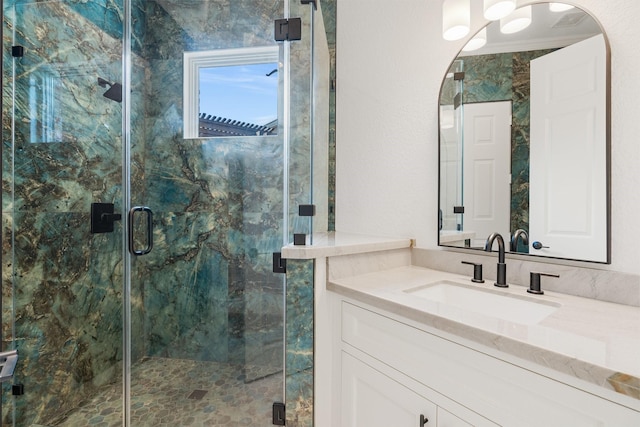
483;0;516;21
549;3;575;12
462;27;487;51
500;5;532;34
442;0;470;41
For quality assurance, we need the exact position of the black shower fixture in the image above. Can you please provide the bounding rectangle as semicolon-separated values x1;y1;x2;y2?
97;77;122;103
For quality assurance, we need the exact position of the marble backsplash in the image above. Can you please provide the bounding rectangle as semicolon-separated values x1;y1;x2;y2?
326;245;640;309
413;248;640;308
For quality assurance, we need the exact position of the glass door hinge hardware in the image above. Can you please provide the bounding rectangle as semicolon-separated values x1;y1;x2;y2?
298;204;315;217
11;46;24;57
275;18;302;41
453;206;465;214
301;0;317;9
272;402;286;425
272;253;286;274
12;383;24;396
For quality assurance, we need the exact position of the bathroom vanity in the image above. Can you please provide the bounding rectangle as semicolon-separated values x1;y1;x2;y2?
332;291;639;426
282;233;640;426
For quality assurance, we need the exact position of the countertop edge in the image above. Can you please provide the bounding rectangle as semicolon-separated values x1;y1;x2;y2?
281;232;412;259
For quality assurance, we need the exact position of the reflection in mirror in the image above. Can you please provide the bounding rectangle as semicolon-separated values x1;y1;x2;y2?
438;3;609;263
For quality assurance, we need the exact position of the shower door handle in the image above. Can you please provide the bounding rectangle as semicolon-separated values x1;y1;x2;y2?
128;206;153;255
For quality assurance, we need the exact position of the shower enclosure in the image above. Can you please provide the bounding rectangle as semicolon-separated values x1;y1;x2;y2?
2;0;326;425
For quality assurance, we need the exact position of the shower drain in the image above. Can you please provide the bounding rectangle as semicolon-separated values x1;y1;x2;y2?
187;389;208;400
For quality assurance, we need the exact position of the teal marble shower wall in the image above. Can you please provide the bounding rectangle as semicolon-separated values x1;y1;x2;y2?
2;0;320;424
285;259;314;427
134;0;290;374
462;49;554;234
322;0;336;231
2;0;127;425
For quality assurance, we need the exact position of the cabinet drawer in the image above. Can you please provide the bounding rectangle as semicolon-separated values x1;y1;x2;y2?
341;301;640;426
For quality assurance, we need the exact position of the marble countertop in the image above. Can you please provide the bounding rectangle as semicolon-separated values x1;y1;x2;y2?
281;232;412;259
328;265;640;408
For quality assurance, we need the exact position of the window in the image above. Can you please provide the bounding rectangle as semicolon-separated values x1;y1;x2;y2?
183;46;280;138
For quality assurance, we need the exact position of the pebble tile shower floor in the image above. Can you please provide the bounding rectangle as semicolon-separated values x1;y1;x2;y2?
45;357;282;426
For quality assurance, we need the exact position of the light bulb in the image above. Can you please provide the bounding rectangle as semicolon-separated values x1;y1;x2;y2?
443;0;470;41
549;3;575;12
483;0;516;21
500;6;532;34
462;28;487;52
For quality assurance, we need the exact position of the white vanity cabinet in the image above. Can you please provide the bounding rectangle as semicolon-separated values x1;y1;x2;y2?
334;298;640;427
342;350;478;426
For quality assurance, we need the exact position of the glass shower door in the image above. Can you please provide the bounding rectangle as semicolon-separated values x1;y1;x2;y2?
124;0;288;425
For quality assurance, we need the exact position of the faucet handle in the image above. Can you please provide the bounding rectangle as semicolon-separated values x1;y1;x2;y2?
528;272;559;295
532;241;550;250
461;261;484;283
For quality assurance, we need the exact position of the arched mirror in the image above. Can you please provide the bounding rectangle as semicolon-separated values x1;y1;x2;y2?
438;2;610;263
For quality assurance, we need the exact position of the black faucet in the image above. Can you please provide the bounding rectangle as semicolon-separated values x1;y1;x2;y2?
510;228;529;252
484;232;508;288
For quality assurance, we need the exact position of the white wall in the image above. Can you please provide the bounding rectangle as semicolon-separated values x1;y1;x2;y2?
335;0;640;275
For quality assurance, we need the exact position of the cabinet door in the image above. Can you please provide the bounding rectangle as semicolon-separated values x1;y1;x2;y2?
342;351;436;427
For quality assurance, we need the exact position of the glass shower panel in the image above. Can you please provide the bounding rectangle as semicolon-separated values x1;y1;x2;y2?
3;0;125;425
288;1;314;243
439;59;464;235
126;1;287;424
310;2;330;240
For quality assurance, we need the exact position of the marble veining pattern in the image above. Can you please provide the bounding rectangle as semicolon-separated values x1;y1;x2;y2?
2;4;129;419
285;259;314;427
2;0;320;424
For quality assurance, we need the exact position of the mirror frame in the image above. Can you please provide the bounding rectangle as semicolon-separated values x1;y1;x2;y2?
437;2;611;264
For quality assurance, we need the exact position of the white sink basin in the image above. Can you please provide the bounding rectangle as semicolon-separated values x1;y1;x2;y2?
405;281;559;324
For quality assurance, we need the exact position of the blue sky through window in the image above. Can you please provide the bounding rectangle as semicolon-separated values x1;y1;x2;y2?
199;63;278;126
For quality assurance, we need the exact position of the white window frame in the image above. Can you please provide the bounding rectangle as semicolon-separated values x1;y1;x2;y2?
183;46;280;139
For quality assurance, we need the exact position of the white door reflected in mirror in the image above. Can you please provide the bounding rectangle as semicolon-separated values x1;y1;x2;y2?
462;101;511;248
529;34;607;262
